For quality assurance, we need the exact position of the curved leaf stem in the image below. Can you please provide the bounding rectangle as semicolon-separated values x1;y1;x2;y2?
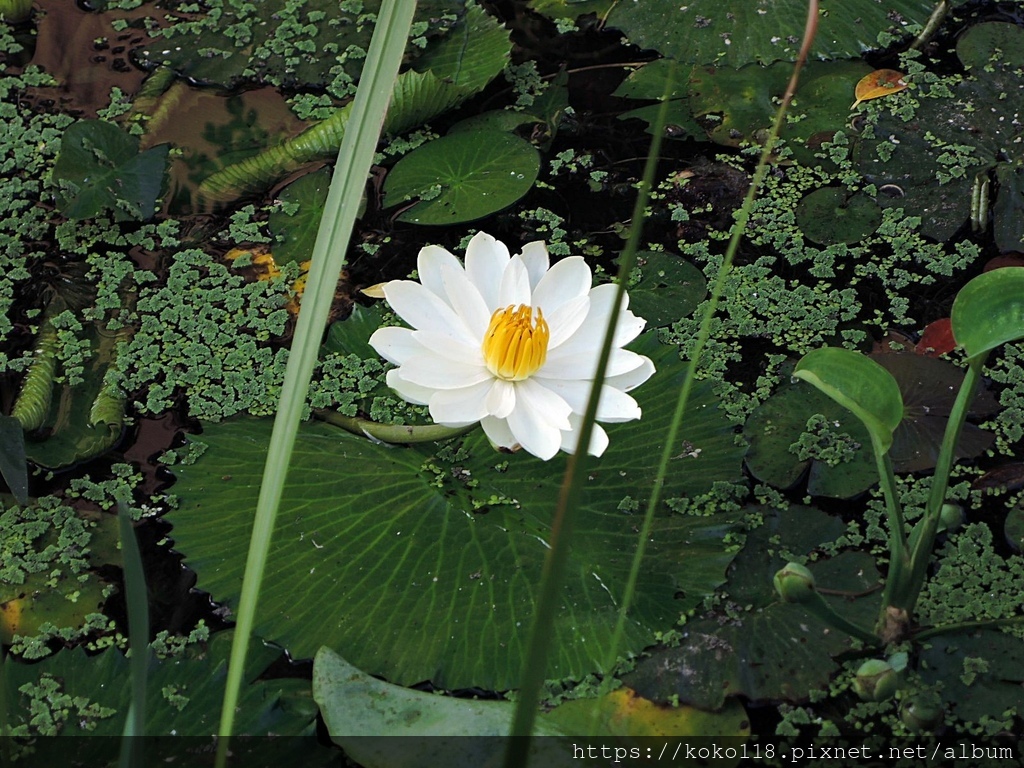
314;410;476;444
912;615;1024;643
900;358;983;616
805;592;881;647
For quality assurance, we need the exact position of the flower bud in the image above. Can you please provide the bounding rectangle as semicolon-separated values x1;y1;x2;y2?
773;562;816;603
939;503;964;534
900;693;943;732
853;659;899;702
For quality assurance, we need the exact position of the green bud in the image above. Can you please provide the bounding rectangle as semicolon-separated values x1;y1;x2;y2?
853;659;899;702
900;693;943;732
939;503;964;534
773;562;816;603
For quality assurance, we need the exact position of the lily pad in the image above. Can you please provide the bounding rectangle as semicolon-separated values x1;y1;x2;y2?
795;188;882;245
599;0;948;69
169;335;746;689
52;119;168;222
314;648;748;762
268;168;331;266
854;23;1024;249
918;630;1024;725
384;131;540;225
744;378;878;499
624;507;880;709
131;0;460;90
627;252;707;328
3;631;330;765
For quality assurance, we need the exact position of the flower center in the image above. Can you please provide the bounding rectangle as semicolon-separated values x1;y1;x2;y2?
481;304;549;381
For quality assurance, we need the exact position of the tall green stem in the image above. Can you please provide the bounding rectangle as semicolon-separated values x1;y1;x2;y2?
213;4;416;766
900;358;983;616
874;436;910;623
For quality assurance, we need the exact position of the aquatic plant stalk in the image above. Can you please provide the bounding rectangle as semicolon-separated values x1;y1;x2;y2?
596;0;822;698
503;59;673;767
117;499;149;768
900;358;983;615
213;3;416;766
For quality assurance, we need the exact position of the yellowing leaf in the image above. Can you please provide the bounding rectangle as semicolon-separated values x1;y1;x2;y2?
852;70;908;109
224;246;311;314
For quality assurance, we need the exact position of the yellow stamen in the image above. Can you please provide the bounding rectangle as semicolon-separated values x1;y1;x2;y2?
481;304;549;381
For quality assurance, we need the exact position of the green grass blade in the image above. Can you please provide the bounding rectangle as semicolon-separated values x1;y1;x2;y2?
504;57;676;767
213;2;417;765
117;499;149;767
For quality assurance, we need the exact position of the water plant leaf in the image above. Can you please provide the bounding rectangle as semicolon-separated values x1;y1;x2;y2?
851;69;907;109
871;353;997;472
793;347;903;454
384;131;540;225
314;647;747;764
644;60;870;166
744;378;878;499
131;0;460;89
626;252;707;328
268;168;331;266
598;0;946;69
52;119;168;222
24;324;126;469
795;188;881;246
169;335;746;689
3;631;329;764
854;23;1024;249
624;507;880;709
918;630;1024;725
951;267;1024;362
914;317;956;357
0;415;28;505
1006;498;1024;554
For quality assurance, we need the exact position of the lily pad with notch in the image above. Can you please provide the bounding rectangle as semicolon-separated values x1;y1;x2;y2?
795;188;882;246
383;131;540;226
169;333;746;690
624;505;880;709
626;251;707;328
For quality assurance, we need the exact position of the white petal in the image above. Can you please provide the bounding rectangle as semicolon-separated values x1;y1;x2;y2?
518;241;549;290
465;232;510;310
440;261;492;338
485;378;516;419
481;414;518;451
428;380;493;425
417;245;464;305
386;368;436;406
516;378;572;431
383;281;476;345
411;330;483;365
369;326;422;366
531;379;641;422
588;284;644;346
604;355;656;392
546;294;590;349
531;256;591;314
539;347;648;380
498;255;532;307
400;355;492;389
559;416;609;457
507;400;562;460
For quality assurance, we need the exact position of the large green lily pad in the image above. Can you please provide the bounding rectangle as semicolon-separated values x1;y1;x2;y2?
624;506;880;709
796;188;882;245
854;23;1024;250
600;0;949;69
384;131;540;225
627;252;707;328
170;336;746;690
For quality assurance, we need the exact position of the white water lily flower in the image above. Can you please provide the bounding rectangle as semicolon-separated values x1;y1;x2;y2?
368;232;655;460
